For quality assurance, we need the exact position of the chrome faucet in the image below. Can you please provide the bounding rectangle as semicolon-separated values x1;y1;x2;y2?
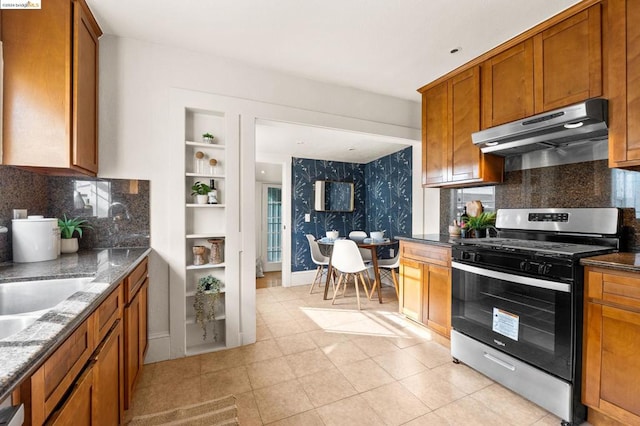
108;202;131;221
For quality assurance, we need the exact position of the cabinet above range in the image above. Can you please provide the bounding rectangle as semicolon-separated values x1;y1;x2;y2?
1;0;102;176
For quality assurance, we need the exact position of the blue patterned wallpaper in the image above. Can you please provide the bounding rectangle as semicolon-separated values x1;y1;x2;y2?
291;146;412;272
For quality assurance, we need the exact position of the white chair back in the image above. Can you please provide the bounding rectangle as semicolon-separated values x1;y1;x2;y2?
331;239;367;274
378;252;400;269
305;234;329;265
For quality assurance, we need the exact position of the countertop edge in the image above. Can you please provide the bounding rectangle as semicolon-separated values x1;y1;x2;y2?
0;247;152;403
395;234;456;247
580;253;640;273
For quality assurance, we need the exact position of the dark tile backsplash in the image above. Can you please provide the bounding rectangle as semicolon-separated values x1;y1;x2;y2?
440;159;640;249
0;166;150;263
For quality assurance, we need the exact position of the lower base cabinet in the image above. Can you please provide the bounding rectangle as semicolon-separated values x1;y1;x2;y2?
46;365;94;426
583;266;640;425
93;320;124;426
399;241;451;338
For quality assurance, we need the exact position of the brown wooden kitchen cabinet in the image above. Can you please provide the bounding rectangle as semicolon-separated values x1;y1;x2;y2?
421;66;503;188
399;241;452;338
482;40;535;128
582;266;640;425
124;258;149;409
1;0;101;176
45;364;95;426
92;320;125;426
533;5;602;113
607;0;640;169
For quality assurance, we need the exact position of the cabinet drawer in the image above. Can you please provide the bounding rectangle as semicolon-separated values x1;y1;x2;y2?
586;267;640;310
25;315;95;425
95;283;123;344
400;241;451;266
125;257;148;304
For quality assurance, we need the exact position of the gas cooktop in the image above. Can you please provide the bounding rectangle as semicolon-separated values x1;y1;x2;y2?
456;237;614;256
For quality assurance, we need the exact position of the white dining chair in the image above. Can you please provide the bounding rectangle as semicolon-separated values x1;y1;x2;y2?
305;234;331;294
377;253;400;299
330;239;371;310
348;230;373;262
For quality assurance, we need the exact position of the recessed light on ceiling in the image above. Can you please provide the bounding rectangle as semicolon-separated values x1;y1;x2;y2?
297;141;305;145
260;170;265;174
450;47;461;54
348;148;356;151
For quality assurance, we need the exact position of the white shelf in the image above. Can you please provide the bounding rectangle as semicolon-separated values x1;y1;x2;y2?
186;173;225;179
186;203;226;208
185;341;227;356
186;234;226;239
186;287;227;298
186;262;226;270
186;141;226;149
186;314;226;325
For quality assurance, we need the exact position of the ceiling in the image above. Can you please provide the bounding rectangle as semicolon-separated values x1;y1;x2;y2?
86;0;581;101
86;0;581;163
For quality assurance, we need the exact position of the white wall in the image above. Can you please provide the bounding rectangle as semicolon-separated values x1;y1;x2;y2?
98;35;422;361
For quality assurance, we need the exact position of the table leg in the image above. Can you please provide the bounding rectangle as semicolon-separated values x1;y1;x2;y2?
371;247;383;304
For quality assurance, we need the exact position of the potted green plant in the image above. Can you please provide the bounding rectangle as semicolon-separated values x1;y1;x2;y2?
191;181;211;204
194;274;222;340
464;211;496;238
58;214;93;253
202;132;215;144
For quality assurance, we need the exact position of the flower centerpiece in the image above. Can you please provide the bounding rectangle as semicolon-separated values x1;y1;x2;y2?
194;274;222;340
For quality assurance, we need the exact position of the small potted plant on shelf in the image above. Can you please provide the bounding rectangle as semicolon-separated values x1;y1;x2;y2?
58;214;93;253
191;181;211;204
194;274;222;340
464;211;497;238
202;132;215;144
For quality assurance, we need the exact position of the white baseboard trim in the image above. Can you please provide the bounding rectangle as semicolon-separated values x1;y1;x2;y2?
144;332;171;363
290;270;317;286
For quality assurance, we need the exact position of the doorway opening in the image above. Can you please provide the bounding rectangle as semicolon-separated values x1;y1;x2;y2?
256;163;283;288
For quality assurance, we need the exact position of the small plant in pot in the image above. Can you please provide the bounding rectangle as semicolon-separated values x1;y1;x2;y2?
194;274;222;340
191;181;211;204
465;211;496;238
58;214;93;253
202;132;215;144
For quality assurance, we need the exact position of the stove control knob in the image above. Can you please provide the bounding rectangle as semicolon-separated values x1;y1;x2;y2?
538;263;552;275
470;253;481;262
519;261;529;272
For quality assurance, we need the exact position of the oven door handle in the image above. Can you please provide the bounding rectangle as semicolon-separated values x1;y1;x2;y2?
451;261;571;293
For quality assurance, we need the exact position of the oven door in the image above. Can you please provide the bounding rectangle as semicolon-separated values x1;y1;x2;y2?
452;261;573;380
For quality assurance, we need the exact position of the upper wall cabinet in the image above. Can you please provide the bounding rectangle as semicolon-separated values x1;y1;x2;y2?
482;40;535;128
421;67;504;188
608;0;640;169
2;0;102;176
533;5;602;113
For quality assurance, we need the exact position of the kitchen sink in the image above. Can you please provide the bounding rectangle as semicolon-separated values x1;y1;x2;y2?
0;277;94;316
0;314;43;340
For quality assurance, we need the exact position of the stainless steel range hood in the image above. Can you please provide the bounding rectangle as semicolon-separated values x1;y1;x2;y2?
472;98;608;156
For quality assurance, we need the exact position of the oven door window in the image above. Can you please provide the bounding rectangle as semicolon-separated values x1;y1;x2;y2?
452;264;572;380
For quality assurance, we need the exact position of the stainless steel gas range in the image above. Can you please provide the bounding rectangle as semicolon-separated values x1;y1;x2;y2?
450;208;621;426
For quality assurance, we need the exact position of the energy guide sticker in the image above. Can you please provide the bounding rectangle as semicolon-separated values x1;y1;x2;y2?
492;308;519;341
1;0;41;8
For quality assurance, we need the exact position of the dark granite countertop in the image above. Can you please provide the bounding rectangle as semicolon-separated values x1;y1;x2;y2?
0;247;151;402
580;252;640;273
395;234;457;247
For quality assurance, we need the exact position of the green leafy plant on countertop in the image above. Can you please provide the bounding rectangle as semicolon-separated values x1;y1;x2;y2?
58;214;93;239
190;181;211;196
194;274;222;341
463;211;496;237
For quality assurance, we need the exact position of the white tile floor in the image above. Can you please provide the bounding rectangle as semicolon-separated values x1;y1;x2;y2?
127;282;576;425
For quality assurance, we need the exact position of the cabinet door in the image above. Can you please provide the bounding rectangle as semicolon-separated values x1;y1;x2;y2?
422;81;449;186
46;364;94;426
449;66;481;183
583;302;640;424
626;0;640;163
399;258;423;321
93;320;124;426
423;264;451;337
482;40;535;128
534;5;602;112
73;0;100;174
124;291;140;409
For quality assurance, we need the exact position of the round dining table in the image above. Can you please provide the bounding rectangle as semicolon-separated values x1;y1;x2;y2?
316;238;397;304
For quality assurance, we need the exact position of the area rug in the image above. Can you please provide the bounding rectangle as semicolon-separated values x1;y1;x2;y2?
128;394;238;426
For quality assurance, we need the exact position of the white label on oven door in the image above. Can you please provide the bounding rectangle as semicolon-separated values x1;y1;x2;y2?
492;308;519;341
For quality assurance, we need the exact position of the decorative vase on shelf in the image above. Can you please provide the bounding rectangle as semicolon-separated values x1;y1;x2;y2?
195;194;208;204
192;246;207;265
208;238;224;264
60;238;79;254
